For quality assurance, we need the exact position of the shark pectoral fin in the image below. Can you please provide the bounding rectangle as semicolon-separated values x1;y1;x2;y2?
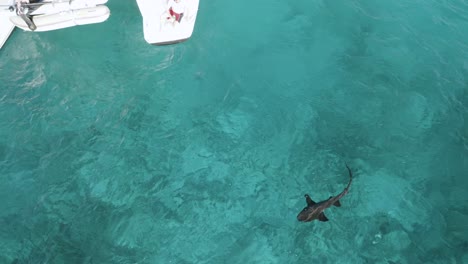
333;200;341;207
305;194;316;206
319;212;329;222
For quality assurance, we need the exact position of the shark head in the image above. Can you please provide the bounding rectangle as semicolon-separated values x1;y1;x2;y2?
297;206;314;222
296;194;321;222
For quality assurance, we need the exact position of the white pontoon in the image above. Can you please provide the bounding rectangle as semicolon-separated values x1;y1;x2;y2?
0;0;110;49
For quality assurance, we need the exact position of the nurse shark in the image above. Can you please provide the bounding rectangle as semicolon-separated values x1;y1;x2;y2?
297;164;353;222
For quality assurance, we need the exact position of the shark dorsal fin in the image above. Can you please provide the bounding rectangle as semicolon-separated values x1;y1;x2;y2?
304;194;316;206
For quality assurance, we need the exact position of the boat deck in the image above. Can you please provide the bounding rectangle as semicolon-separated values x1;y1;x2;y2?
136;0;199;45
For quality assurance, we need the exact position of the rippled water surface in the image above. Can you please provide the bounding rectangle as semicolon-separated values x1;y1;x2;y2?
1;0;468;263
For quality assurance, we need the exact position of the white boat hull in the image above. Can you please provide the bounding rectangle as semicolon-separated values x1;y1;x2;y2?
136;0;199;45
0;0;14;48
0;15;14;49
10;5;110;32
28;0;108;16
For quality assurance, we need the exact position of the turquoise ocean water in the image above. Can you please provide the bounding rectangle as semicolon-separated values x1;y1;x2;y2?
1;0;468;263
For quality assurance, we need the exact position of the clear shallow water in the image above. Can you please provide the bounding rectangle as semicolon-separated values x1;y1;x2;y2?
1;0;467;263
